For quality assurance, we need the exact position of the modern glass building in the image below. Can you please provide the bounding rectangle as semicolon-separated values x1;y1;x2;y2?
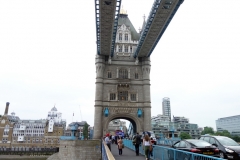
216;115;240;136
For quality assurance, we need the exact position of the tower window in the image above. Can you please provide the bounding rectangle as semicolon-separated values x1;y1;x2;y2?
125;34;128;41
124;45;128;53
118;91;128;101
118;45;122;52
110;93;116;100
130;46;132;53
131;94;137;101
119;69;128;79
119;33;122;40
135;73;139;79
107;71;112;78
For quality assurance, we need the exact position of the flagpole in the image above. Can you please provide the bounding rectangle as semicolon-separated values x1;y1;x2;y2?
79;105;82;122
72;112;74;122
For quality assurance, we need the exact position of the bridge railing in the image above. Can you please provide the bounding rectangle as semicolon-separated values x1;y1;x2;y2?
102;140;115;160
157;138;181;146
123;139;223;160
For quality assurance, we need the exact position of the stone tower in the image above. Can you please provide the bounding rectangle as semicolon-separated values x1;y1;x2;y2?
93;12;151;139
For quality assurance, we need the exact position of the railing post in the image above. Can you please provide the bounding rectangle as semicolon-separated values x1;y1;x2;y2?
174;150;176;160
161;147;164;160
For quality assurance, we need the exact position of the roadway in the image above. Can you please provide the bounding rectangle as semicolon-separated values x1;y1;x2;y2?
111;143;146;160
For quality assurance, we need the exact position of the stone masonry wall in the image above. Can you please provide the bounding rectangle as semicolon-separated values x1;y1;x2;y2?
47;140;101;160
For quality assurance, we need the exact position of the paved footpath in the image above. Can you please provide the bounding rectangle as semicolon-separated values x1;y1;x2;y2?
111;143;146;160
0;155;48;160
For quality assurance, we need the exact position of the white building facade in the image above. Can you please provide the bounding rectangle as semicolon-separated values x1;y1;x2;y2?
47;106;65;124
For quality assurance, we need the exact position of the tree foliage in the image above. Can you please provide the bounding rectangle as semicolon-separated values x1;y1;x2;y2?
215;130;231;138
201;127;240;143
180;132;192;139
231;136;240;142
201;127;215;135
83;123;89;139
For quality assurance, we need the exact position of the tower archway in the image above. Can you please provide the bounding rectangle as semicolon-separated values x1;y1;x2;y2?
102;113;142;136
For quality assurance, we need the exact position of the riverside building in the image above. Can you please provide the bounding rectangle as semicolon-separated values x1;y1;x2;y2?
216;115;240;136
0;102;66;151
151;115;201;139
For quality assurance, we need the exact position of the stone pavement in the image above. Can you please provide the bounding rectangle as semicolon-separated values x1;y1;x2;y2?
111;143;146;160
0;155;48;160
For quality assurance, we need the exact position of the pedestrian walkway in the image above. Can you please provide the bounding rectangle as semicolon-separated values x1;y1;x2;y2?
111;143;146;160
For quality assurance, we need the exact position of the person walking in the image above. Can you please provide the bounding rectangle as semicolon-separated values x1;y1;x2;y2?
143;134;152;160
115;135;118;145
111;135;115;144
105;134;111;151
117;137;123;155
134;132;141;156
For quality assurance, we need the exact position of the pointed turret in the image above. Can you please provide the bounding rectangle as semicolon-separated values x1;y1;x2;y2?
140;14;146;34
117;12;140;42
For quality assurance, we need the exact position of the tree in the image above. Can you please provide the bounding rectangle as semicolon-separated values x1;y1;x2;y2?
231;136;240;143
215;130;231;138
201;127;214;135
83;123;89;139
179;132;191;139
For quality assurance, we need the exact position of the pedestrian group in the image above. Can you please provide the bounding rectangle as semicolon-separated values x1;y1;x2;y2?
104;132;153;160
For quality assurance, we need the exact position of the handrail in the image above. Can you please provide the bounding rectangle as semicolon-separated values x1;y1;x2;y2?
157;138;180;146
102;140;115;160
123;139;223;160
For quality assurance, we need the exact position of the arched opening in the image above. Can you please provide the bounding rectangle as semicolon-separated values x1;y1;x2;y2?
105;118;136;139
103;114;143;139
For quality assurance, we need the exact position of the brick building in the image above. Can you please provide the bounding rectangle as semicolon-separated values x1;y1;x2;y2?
0;102;66;151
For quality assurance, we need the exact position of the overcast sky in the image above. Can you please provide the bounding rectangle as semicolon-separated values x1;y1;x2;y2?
0;0;239;131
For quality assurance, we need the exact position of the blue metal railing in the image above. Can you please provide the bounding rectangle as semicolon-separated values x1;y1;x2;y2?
123;139;223;160
102;140;115;160
102;141;108;160
157;138;181;146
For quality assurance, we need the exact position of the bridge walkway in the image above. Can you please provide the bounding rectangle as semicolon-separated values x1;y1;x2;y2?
111;143;146;160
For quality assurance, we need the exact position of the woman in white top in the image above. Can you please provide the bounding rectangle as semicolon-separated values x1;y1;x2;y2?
143;134;152;160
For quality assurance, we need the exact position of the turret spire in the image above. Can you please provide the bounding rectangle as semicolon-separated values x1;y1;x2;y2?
120;5;127;15
140;14;146;34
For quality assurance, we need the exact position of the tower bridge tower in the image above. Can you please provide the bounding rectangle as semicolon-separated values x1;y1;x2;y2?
93;11;152;139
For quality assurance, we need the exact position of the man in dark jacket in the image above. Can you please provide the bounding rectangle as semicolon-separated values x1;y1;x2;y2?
135;132;141;156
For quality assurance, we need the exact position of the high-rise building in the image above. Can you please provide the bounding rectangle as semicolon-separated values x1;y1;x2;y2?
162;97;171;121
216;115;240;136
